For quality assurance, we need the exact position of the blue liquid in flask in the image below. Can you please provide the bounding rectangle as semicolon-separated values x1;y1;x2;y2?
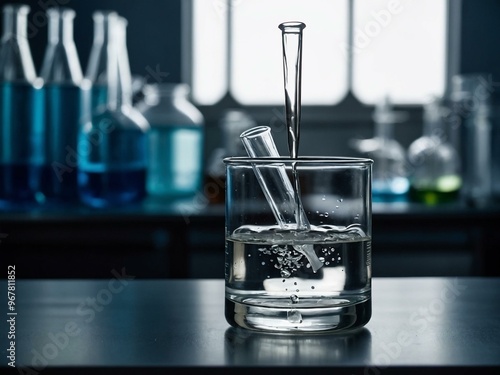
78;112;147;208
0;81;44;207
148;125;203;197
41;83;83;203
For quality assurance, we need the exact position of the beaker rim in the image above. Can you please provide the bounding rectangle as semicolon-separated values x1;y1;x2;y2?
224;156;373;165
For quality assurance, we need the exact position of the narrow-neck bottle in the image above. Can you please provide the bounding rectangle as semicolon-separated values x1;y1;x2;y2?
78;14;149;208
40;7;83;203
85;11;112;112
0;4;44;207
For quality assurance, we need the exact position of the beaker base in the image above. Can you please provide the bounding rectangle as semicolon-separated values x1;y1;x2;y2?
225;297;371;333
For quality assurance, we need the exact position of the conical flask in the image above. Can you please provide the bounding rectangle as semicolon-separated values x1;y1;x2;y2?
78;14;149;208
40;7;84;203
0;4;44;207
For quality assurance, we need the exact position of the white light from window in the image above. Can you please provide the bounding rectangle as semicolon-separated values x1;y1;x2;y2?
231;0;349;105
192;0;228;104
352;0;447;104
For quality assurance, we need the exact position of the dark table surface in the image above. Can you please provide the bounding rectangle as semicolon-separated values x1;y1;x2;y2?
2;277;500;374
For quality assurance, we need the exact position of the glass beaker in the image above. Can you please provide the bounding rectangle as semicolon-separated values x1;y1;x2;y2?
224;156;372;333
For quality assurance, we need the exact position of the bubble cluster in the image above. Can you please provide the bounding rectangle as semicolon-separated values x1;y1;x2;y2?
321;246;338;263
258;244;304;278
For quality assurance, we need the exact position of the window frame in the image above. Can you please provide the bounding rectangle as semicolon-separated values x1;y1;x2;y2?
182;0;458;131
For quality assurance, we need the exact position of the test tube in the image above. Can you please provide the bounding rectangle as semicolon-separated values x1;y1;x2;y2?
240;126;323;272
240;126;308;229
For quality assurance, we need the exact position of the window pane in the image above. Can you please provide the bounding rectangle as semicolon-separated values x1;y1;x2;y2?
231;0;349;105
352;0;447;104
192;0;228;104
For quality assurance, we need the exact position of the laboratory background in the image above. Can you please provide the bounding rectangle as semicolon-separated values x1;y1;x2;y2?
1;0;500;279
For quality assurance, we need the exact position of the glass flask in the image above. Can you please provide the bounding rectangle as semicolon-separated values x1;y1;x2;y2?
407;98;461;205
141;83;204;198
40;7;84;203
350;97;409;202
85;11;113;113
205;109;255;204
0;4;44;207
449;74;493;206
78;15;149;208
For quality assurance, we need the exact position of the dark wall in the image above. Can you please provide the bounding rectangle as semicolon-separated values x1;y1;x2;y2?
0;0;182;83
459;0;500;102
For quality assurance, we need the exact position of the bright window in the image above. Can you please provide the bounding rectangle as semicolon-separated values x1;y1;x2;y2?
192;0;228;104
352;0;448;104
190;0;448;106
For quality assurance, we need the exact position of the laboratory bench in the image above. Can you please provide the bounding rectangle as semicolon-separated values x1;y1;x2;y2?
1;198;500;278
1;277;499;374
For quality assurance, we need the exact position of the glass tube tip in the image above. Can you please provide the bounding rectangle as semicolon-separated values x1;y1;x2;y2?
278;21;306;33
240;126;271;140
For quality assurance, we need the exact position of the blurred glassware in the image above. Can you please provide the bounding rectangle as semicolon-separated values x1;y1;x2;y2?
85;10;114;113
350;96;409;202
141;83;204;199
0;4;44;208
492;103;500;201
205;109;256;204
407;97;461;205
40;7;84;203
78;14;149;207
449;74;493;206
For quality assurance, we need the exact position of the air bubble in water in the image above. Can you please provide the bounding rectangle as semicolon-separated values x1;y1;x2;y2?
319;257;325;262
311;286;315;290
261;261;266;265
337;198;343;203
287;309;302;323
290;294;299;304
281;269;291;278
